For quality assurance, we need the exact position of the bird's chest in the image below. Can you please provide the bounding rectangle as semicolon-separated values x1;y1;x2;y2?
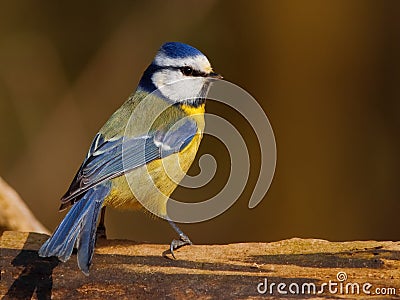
105;126;203;213
134;129;203;194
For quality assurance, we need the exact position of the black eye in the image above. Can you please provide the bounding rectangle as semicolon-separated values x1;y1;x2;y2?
180;66;193;76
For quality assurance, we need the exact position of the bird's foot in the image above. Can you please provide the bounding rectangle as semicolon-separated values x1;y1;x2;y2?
165;234;192;259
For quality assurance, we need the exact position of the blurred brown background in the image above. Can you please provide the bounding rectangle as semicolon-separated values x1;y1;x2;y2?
0;1;399;244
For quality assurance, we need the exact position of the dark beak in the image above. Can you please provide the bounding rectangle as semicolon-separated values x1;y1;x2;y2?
208;72;223;79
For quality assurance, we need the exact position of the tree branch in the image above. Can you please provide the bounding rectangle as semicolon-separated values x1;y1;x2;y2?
0;176;49;234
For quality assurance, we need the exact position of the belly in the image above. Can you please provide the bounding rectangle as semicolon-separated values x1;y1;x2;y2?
104;133;202;217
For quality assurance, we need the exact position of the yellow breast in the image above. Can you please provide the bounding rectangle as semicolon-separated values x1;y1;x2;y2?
104;104;205;217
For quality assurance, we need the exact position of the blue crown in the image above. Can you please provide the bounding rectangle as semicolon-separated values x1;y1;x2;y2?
159;42;204;59
138;42;205;93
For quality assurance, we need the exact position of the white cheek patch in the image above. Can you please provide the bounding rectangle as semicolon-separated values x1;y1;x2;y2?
151;70;206;103
151;69;181;89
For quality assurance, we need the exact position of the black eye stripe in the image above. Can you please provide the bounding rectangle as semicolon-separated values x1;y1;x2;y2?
190;69;207;77
179;66;207;77
158;66;208;77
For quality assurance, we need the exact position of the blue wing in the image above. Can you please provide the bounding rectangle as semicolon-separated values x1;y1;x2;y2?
60;117;198;208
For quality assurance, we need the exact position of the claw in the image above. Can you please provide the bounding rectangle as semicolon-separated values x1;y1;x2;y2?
165;218;192;259
168;235;192;259
170;241;177;259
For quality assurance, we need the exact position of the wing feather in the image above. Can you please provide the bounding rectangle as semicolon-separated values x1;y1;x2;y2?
60;118;198;207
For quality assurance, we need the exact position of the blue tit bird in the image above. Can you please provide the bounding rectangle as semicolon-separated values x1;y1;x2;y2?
38;42;222;275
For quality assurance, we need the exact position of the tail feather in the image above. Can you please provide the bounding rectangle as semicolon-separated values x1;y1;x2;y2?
38;182;111;274
77;197;104;275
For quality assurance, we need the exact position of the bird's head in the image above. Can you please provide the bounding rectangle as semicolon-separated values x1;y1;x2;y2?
138;42;222;106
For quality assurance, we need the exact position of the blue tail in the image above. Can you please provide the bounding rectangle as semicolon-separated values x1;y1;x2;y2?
38;182;111;275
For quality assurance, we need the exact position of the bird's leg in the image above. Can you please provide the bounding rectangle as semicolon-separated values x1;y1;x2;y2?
167;219;192;259
96;206;107;239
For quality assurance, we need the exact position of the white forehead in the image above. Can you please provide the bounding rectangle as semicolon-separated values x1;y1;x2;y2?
154;52;212;73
